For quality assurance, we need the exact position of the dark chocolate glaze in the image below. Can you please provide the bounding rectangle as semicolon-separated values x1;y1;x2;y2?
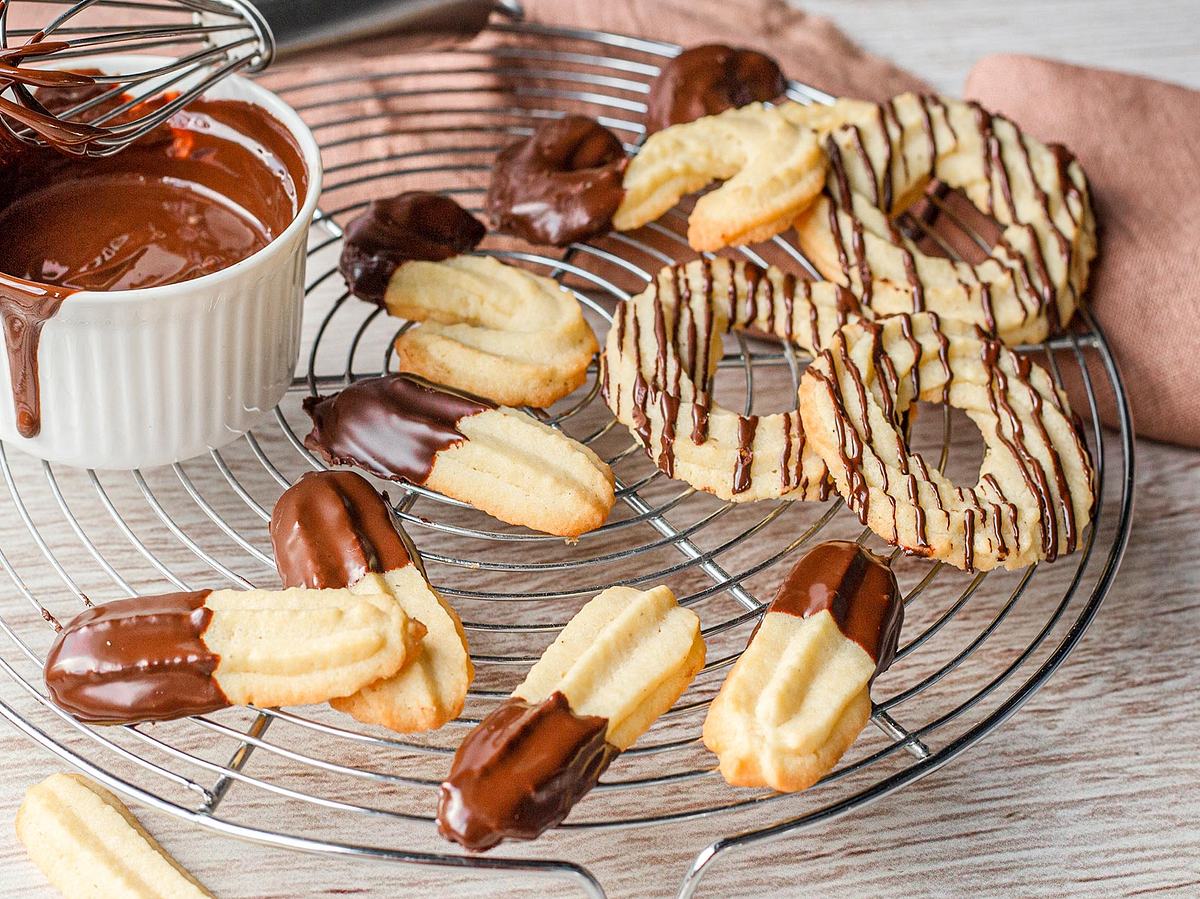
437;691;617;851
303;374;494;486
270;470;411;590
0;275;71;437
338;191;485;303
644;44;786;135
769;540;903;675
43;590;228;725
486;115;626;247
0;91;308;437
0;42;105;149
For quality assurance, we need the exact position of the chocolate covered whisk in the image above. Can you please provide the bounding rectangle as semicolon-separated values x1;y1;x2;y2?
0;0;522;156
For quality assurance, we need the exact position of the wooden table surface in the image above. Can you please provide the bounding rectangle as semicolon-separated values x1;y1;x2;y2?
1;1;1198;896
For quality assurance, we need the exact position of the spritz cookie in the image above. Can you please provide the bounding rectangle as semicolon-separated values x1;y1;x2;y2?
304;374;615;537
271;470;473;732
704;541;903;792
614;101;827;251
438;585;704;850
385;254;597;408
44;586;422;724
17;773;214;898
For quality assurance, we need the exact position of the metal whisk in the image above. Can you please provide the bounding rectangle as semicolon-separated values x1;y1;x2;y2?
0;0;522;156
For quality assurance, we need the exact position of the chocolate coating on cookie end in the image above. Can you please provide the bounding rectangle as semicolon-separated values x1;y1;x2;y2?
270;470;411;590
437;691;617;851
303;374;494;486
769;540;903;674
485;115;626;247
644;44;786;135
44;591;227;725
339;192;486;303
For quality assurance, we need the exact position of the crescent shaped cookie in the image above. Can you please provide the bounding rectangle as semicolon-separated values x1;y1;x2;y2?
703;540;903;792
304;374;615;537
613;101;828;251
438;585;704;850
798;312;1094;570
786;93;1096;344
602;257;859;502
385;255;598;408
270;470;473;733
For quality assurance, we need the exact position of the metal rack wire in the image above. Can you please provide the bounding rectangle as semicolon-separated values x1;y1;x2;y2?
0;20;1132;898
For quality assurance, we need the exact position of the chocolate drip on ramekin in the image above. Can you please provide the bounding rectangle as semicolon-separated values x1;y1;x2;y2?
0;86;308;438
485;115;626;247
303;374;494;486
768;540;903;675
643;44;785;135
437;691;617;851
44;590;228;724
338;192;485;304
270;470;411;590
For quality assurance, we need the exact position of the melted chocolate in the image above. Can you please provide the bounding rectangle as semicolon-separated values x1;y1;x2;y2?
486;115;626;247
270;470;411;589
338;192;485;303
0;275;71;437
644;44;786;135
43;590;228;724
0;92;308;437
303;374;494;485
437;691;617;851
769;541;903;674
0;42;105;149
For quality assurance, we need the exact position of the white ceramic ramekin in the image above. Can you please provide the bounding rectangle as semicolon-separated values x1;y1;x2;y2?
0;57;323;469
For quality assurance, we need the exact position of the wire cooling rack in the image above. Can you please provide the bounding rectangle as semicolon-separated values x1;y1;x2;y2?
0;19;1133;899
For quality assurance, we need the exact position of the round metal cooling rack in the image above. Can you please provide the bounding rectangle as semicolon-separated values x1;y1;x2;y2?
0;19;1133;899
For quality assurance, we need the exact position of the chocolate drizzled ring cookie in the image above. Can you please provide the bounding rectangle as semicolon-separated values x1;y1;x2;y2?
798;312;1095;571
787;93;1096;345
601;257;861;503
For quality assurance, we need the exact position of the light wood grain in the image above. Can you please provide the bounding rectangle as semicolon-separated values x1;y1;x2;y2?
0;2;1197;897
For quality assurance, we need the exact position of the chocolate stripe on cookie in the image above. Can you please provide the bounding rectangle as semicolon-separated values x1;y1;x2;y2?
703;540;903;793
304;374;615;538
45;586;418;725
